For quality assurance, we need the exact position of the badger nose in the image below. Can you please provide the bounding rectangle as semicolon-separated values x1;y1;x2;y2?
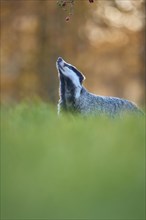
57;57;63;63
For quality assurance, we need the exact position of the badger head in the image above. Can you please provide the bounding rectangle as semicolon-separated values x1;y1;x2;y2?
56;57;85;100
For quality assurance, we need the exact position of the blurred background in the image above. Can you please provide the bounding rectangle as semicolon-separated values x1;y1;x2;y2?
1;0;145;107
1;2;145;219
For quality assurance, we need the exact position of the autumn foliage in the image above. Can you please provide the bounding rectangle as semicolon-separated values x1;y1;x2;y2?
1;0;145;107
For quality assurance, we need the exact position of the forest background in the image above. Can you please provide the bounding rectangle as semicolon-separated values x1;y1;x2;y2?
1;0;145;108
1;1;145;219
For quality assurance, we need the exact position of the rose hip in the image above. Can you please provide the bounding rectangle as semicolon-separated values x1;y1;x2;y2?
66;16;70;22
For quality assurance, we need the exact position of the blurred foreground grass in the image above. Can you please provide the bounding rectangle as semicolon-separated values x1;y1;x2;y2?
1;102;145;219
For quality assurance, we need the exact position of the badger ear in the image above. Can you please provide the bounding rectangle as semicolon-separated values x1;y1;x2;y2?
77;71;86;84
70;66;86;84
80;73;86;84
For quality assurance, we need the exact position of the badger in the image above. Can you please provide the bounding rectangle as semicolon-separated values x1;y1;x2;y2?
56;57;143;117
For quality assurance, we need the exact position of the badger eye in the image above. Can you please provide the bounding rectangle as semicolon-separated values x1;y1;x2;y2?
63;63;70;69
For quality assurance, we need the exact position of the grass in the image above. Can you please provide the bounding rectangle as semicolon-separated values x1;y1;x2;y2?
1;102;145;220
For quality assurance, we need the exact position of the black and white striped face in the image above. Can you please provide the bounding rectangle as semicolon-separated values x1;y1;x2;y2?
56;57;85;87
56;57;85;100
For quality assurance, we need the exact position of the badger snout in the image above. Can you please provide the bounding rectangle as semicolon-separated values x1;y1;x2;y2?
57;57;63;63
57;57;65;67
56;57;65;73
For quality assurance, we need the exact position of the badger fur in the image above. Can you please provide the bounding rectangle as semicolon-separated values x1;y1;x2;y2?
56;57;143;117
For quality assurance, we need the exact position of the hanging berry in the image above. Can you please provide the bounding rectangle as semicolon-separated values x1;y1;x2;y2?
57;0;94;21
65;16;70;22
